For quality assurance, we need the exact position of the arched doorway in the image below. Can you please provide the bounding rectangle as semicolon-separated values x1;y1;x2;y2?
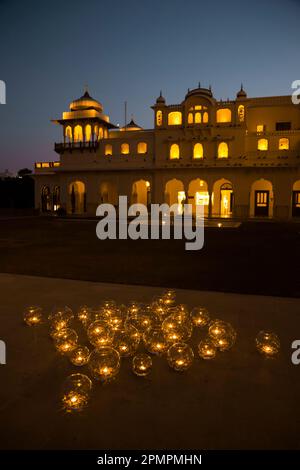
41;186;52;212
132;180;151;206
292;180;300;217
100;181;118;205
250;179;273;217
188;179;209;217
165;179;185;214
212;178;234;217
68;181;86;214
53;186;61;211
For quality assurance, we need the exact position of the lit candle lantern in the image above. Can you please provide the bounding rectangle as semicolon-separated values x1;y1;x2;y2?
191;307;210;328
70;346;90;366
132;354;152;377
23;306;43;326
114;324;140;357
167;343;194;372
87;320;114;347
54;328;78;355
198;339;217;359
256;331;280;357
77;306;92;326
211;333;235;351
61;373;92;412
89;347;120;383
209;320;236;341
143;327;169;355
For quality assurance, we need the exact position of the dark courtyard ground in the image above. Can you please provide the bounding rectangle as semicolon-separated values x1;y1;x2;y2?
0;216;299;297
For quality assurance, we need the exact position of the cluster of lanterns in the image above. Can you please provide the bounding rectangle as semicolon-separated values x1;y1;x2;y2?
23;291;281;413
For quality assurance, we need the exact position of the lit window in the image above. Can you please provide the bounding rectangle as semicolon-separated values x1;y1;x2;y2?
203;112;208;123
216;108;232;123
194;105;202;110
193;143;203;159
256;124;265;133
156;110;163;126
188;112;193;124
257;138;268;151
74;125;83;142
279;138;289;150
105;144;112;156
137;142;147;154
168;111;182;126
99;127;104;139
35;163;41;168
218;142;228;158
41;162;50;168
85;124;92;142
170;143;180;159
195;112;201;124
104;129;108;139
238;105;245;122
121;143;129;154
53;162;60;167
65;125;72;140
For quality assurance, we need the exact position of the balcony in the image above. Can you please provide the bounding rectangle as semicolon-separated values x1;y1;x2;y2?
55;141;99;153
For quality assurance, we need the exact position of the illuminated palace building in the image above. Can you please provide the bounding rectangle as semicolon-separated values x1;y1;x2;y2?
35;85;300;219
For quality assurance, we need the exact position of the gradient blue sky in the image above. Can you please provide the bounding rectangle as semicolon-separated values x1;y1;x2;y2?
0;0;299;171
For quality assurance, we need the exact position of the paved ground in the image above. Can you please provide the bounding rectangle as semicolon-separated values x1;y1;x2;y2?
0;217;300;297
0;273;299;450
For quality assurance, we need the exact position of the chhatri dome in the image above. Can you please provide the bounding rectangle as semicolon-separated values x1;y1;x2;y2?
236;84;247;99
156;91;166;105
69;90;103;113
120;118;143;131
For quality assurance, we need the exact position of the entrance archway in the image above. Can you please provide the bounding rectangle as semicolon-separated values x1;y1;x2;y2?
165;179;185;214
212;178;233;217
188;179;209;216
68;181;86;214
250;179;273;217
292;180;300;217
53;186;61;211
131;180;151;206
100;181;118;205
41;186;52;212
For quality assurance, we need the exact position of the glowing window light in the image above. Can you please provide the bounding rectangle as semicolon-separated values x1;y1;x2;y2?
193;143;203;159
257;138;268;151
216;108;232;123
188;112;193;124
218;142;229;158
194;112;201;124
121;143;130;155
203;112;208;123
256;124;264;133
137;142;147;154
74;125;83;142
65;125;72;140
170;143;180;160
85;124;92;142
168;111;182;126
279;137;289;150
156;110;163;126
238;105;245;122
194;105;202;110
105;144;112;156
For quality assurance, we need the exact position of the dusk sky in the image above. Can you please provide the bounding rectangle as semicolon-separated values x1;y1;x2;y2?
0;0;299;172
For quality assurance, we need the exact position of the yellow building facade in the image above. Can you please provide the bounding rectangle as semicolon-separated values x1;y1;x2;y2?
34;86;300;219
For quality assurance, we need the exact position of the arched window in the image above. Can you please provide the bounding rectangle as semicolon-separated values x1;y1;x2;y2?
257;138;268;151
85;124;92;142
168;111;182;126
74;125;83;142
279;137;289;150
170;143;180;160
203;112;208;123
137;142;147;154
41;186;52;212
193;143;204;159
195;112;201;124
217;108;232;123
238;105;245;122
104;129;108;139
65;125;72;141
188;112;193;124
105;144;112;156
218;142;229;158
156;110;163;126
121;143;130;154
99;127;104;139
53;186;60;211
